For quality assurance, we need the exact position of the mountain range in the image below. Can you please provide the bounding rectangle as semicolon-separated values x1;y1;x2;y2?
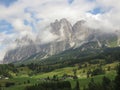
3;18;120;64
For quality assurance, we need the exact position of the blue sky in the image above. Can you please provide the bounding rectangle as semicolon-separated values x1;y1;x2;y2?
68;0;74;4
0;0;17;7
0;20;13;34
86;0;96;2
89;7;102;15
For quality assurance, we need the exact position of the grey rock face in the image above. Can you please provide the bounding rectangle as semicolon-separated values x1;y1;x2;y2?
3;18;118;63
72;20;90;47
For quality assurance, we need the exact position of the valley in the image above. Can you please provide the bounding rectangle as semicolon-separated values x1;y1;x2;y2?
0;61;118;90
0;46;120;90
0;0;120;90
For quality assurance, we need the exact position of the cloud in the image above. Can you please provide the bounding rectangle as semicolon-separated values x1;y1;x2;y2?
40;30;59;44
0;0;120;61
11;19;32;32
0;32;16;61
85;0;120;31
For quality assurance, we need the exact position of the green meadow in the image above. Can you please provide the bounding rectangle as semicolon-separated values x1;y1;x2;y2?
0;62;117;90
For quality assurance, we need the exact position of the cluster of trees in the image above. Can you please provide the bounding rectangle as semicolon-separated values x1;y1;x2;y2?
12;47;119;76
25;65;109;90
25;81;71;90
98;47;120;63
84;76;112;90
84;64;120;90
25;61;76;75
0;64;17;78
87;67;105;78
0;81;15;90
25;47;120;74
5;82;15;87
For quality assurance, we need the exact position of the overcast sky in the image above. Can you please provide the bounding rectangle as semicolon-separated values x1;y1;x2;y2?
0;0;120;61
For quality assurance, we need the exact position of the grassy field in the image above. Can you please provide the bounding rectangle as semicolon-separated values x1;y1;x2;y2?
0;62;118;90
70;70;116;90
32;62;118;79
1;71;116;90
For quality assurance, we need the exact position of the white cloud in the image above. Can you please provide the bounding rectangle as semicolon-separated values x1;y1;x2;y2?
0;32;16;61
0;0;120;61
11;19;32;32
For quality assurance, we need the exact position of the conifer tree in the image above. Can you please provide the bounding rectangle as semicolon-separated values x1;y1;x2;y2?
75;80;80;90
114;64;120;90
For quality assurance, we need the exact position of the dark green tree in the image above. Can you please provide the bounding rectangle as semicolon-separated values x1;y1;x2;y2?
91;67;105;76
73;69;77;76
87;69;91;78
114;64;120;90
88;78;96;90
102;76;111;90
75;80;80;90
0;84;1;90
73;69;78;79
53;75;58;81
27;80;30;84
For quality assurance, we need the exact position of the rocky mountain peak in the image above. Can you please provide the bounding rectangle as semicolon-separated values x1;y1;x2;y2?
60;18;69;24
3;18;119;63
50;19;61;35
15;35;35;47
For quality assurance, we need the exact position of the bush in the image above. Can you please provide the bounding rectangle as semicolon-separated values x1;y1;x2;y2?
5;82;15;87
91;67;105;76
25;81;71;90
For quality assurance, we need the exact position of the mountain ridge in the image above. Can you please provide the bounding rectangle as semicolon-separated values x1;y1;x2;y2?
3;18;120;64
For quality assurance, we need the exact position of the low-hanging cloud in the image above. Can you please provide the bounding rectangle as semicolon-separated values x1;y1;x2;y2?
0;0;120;61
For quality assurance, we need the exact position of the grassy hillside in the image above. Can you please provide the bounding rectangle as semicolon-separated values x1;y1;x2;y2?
0;61;118;90
1;47;120;90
